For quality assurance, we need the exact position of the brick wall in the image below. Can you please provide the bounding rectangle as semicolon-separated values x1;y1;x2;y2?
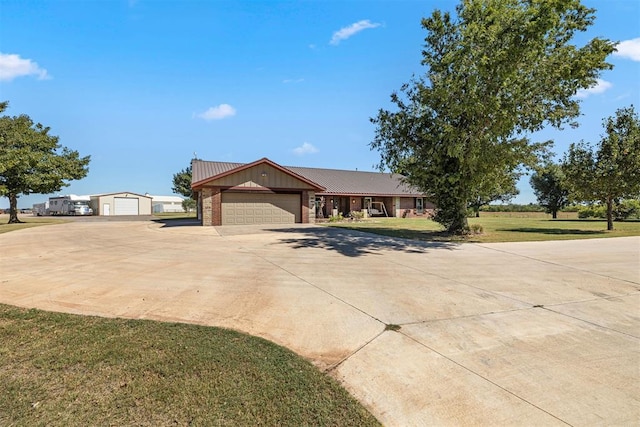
211;189;221;225
351;197;363;213
202;188;212;226
394;197;436;218
303;191;315;224
201;187;222;226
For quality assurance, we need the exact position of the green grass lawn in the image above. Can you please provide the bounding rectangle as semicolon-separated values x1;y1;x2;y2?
0;304;379;426
327;214;640;243
0;213;198;234
0;215;67;234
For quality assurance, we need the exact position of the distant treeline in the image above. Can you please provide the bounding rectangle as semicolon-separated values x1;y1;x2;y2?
480;204;545;212
480;200;640;220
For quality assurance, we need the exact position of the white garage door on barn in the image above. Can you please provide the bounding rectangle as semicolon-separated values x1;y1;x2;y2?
222;193;300;225
114;197;139;215
89;192;152;216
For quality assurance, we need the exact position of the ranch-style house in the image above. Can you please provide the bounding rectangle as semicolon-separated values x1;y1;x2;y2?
191;158;434;226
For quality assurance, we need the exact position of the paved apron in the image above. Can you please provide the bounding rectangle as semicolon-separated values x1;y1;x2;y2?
1;220;638;425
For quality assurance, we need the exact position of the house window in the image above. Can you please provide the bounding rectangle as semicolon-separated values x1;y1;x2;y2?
416;198;424;214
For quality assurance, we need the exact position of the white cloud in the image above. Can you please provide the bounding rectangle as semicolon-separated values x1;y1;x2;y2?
283;78;304;84
293;142;319;155
575;79;612;98
0;53;50;81
330;20;381;45
196;104;236;120
613;37;640;61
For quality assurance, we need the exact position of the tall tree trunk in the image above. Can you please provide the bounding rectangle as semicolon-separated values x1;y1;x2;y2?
606;197;614;231
8;192;21;224
552;210;557;219
475;209;480;218
449;216;469;234
447;203;470;234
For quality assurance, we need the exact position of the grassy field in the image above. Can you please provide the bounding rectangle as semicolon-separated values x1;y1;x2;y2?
0;304;379;426
328;213;640;243
0;215;67;234
0;213;197;234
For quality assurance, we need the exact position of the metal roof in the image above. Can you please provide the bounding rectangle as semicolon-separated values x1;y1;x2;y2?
89;191;152;199
149;195;185;203
192;159;423;196
192;160;246;183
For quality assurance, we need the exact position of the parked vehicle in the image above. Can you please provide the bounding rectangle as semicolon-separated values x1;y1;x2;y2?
33;201;50;216
47;195;93;216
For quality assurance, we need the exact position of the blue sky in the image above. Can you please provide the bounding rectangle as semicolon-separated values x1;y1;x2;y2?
1;0;638;209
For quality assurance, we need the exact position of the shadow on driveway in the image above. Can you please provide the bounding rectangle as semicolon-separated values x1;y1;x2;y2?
153;221;459;256
153;218;202;228
265;226;459;257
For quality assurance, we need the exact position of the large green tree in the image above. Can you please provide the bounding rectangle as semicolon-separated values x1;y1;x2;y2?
370;0;615;233
563;106;640;230
172;165;193;199
0;102;90;224
530;162;570;219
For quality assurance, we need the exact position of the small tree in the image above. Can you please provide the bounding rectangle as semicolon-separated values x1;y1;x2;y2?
468;168;520;217
0;102;90;223
172;165;193;199
563;106;640;230
182;198;196;212
370;0;615;234
530;162;570;219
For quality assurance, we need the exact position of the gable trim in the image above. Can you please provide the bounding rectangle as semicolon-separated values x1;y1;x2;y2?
192;157;325;191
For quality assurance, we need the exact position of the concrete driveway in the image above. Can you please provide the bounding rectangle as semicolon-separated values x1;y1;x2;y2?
1;220;639;425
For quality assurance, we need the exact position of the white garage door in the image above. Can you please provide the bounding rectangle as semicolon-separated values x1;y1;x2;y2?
114;197;139;215
222;193;300;225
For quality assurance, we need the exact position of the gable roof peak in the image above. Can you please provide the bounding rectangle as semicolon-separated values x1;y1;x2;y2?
191;157;325;191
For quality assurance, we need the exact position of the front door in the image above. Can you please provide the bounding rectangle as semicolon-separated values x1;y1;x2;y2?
339;197;350;216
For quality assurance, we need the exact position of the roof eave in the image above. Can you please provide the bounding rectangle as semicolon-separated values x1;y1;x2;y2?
317;192;425;197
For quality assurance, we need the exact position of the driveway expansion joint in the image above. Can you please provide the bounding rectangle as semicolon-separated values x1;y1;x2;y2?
399;307;533;327
541;305;640;340
3;223;638;426
400;330;574;426
385;257;534;307
325;329;388;374
474;243;640;286
228;242;387;326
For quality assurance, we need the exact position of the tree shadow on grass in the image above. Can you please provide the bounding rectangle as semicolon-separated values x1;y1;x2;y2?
547;219;608;223
499;227;606;235
550;219;640;223
265;226;459;257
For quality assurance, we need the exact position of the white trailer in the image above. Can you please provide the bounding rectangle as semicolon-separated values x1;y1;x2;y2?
48;195;93;216
33;201;50;216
